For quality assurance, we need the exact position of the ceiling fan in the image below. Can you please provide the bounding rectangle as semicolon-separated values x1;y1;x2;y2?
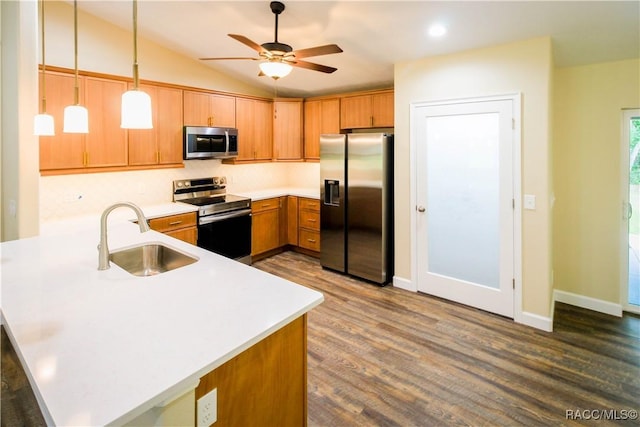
199;1;343;79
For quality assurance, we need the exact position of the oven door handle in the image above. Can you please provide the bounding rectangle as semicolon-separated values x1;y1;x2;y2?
199;208;252;225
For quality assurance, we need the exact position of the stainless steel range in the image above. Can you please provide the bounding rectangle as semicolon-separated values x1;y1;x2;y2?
173;177;252;264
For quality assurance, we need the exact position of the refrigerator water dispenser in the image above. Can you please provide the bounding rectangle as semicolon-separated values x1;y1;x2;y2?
324;180;340;206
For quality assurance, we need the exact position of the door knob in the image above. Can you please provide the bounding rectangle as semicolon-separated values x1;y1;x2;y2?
417;206;426;213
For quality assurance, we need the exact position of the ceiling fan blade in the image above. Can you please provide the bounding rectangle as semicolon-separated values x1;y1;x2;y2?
290;59;337;74
291;44;343;59
228;34;268;55
199;57;259;61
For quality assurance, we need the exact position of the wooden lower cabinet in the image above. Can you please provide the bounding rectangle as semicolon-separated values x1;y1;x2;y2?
196;315;307;427
148;212;197;245
251;198;281;256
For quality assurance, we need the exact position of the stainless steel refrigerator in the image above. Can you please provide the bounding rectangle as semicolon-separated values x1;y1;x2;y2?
320;133;393;285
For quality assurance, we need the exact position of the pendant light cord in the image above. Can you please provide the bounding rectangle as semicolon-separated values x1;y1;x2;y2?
132;0;139;90
73;0;80;105
40;0;47;113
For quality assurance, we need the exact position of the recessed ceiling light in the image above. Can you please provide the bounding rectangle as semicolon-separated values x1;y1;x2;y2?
428;23;447;38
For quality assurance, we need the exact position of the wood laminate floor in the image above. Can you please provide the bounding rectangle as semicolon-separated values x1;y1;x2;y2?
254;251;640;427
2;251;639;426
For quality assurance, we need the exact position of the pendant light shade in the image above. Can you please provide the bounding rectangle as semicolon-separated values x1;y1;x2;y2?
121;90;152;129
34;0;55;136
121;0;153;129
63;0;89;134
259;60;292;80
34;113;55;136
63;105;89;133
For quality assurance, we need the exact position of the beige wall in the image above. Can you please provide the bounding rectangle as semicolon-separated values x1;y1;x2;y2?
1;0;41;241
395;37;554;319
553;58;640;303
44;1;271;97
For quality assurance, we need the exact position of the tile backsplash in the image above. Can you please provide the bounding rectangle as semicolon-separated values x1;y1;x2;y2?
40;161;319;222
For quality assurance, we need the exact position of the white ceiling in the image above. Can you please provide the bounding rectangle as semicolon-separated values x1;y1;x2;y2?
75;1;639;98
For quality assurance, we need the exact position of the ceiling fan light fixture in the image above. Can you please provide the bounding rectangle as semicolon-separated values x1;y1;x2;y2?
259;60;292;80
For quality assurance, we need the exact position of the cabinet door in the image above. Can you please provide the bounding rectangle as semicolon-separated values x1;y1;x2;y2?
128;84;158;165
165;227;198;245
372;92;394;127
156;86;184;164
273;100;302;160
235;98;256;161
303;100;321;160
287;196;299;245
340;95;372;129
39;72;85;170
252;209;280;255
84;77;128;167
183;91;211;126
210;94;236;128
253;99;273;160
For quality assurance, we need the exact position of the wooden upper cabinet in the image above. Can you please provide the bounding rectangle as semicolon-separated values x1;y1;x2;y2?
303;98;339;160
39;72;85;170
84;77;128;168
183;90;235;128
39;72;128;172
340;90;394;129
273;99;303;160
233;97;273;162
129;84;183;166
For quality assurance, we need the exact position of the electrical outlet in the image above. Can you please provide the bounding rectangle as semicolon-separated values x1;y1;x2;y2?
197;388;217;427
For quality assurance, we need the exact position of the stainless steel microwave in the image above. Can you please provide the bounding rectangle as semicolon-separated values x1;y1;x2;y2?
183;126;238;160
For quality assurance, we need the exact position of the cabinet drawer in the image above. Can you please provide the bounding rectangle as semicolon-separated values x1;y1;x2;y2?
149;212;197;233
252;197;281;213
299;198;320;212
299;229;320;252
299;210;320;231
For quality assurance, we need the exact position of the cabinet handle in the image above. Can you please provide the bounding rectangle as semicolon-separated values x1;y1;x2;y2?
370;116;374;127
262;203;272;208
83;152;88;166
169;220;183;226
156;151;160;163
307;239;316;243
308;219;317;223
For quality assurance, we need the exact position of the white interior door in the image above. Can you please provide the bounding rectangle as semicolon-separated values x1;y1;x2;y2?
414;97;515;318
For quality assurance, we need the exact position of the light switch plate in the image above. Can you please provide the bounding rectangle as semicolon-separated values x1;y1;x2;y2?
524;194;536;210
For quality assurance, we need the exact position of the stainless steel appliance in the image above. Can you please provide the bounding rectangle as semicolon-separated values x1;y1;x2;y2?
183;126;238;160
320;133;393;285
173;177;252;264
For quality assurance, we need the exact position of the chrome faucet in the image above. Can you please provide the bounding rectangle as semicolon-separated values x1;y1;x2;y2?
98;202;150;270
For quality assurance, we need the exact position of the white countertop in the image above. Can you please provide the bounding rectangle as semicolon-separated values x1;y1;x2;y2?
1;211;323;426
236;187;319;201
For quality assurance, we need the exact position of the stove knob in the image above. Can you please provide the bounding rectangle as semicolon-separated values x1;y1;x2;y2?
185;182;190;187
219;177;226;184
176;182;183;187
212;178;219;185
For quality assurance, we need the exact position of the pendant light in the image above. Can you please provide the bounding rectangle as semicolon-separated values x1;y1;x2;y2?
63;0;89;133
121;0;152;129
34;0;55;136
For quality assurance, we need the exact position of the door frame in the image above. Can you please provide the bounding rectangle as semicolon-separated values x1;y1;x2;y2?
620;108;640;314
409;93;523;322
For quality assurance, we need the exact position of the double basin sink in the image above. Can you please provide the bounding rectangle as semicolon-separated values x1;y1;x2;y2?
110;243;198;277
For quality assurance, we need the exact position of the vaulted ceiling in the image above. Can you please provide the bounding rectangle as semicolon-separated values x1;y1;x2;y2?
75;1;640;98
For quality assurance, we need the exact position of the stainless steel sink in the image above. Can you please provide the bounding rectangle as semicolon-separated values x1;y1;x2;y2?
109;243;198;277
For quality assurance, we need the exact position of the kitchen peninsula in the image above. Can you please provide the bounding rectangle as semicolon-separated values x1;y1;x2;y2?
0;209;323;426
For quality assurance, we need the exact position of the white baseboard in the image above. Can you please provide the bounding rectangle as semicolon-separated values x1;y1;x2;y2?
553;290;623;317
517;311;553;332
392;275;416;292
